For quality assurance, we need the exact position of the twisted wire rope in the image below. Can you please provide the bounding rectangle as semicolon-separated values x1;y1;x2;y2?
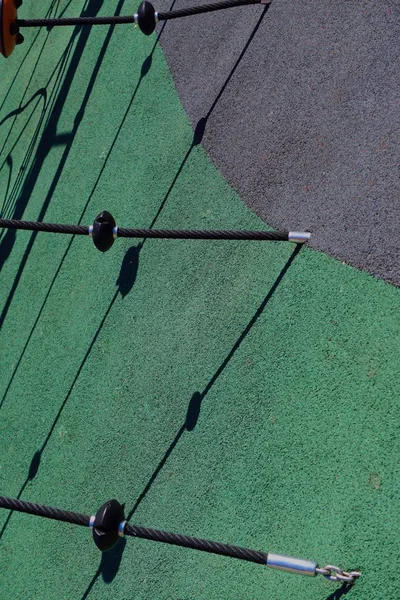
16;0;262;27
0;218;288;240
124;523;268;563
0;496;267;563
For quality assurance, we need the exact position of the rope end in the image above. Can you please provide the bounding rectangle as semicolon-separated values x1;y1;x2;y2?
288;231;311;244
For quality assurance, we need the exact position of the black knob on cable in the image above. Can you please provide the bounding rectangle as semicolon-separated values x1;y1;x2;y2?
91;210;117;252
136;1;157;35
90;499;126;552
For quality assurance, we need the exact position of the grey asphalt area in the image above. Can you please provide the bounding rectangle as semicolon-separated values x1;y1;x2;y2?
159;0;400;285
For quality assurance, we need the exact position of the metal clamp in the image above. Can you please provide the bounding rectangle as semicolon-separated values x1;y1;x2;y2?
118;520;126;537
267;553;317;576
288;231;311;244
266;554;361;584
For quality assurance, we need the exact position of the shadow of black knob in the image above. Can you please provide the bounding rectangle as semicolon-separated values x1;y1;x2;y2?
91;499;125;552
28;450;41;480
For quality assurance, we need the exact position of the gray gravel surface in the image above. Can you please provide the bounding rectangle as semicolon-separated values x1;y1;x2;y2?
159;0;400;285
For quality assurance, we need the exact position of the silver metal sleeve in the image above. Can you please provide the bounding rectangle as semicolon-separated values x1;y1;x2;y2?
267;553;317;576
118;520;126;537
288;232;311;243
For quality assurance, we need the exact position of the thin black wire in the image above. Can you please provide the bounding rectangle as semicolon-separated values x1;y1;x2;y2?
0;218;289;241
0;496;268;564
16;0;262;28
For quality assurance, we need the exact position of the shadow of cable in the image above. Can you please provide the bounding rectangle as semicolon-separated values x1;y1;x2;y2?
0;39;76;216
0;88;48;128
126;244;302;521
0;89;48;247
141;2;270;243
134;2;270;256
190;3;270;145
0;155;13;219
0;0;72;117
0;46;75;244
0;0;78;191
0;245;140;540
0;0;123;327
325;584;355;600
0;31;75;235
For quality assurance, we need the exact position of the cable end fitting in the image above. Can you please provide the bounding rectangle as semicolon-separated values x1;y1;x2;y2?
316;565;361;584
288;231;311;244
267;553;317;576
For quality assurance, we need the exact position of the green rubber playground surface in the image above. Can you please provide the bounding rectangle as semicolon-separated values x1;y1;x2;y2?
0;1;399;598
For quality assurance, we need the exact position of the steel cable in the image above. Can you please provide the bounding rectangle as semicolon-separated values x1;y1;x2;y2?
0;496;90;527
125;523;268;563
16;0;263;28
0;217;290;241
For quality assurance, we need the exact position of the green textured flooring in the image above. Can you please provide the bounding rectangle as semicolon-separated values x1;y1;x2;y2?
0;1;399;598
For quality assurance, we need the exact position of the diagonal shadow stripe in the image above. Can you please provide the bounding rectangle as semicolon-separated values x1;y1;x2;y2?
127;244;302;521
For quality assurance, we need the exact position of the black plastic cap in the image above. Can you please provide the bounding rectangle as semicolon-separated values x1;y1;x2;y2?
15;32;24;45
137;1;156;35
92;499;125;552
92;211;116;252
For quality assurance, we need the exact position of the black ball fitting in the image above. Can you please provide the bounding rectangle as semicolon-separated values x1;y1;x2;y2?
137;1;157;35
91;499;126;552
91;211;117;252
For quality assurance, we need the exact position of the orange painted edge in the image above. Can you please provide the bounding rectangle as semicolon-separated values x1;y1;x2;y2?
1;0;17;58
